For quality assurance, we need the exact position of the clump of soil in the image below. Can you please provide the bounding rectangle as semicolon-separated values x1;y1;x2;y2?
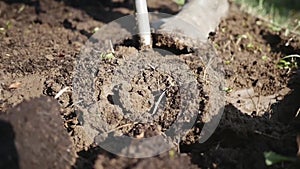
72;30;222;157
0;96;76;169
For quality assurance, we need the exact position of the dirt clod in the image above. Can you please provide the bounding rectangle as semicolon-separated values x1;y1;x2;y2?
0;97;76;169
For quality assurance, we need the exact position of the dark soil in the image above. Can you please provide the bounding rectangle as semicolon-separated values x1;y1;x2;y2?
0;97;76;169
0;0;300;169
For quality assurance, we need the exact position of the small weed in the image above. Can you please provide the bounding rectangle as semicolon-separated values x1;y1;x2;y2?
0;27;5;34
168;149;176;159
6;21;13;30
100;52;115;60
224;60;231;65
213;43;220;50
246;43;254;50
277;59;293;69
264;151;295;166
92;27;100;34
173;0;185;6
223;87;233;93
100;40;115;60
224;56;235;65
17;5;25;13
268;24;281;32
0;21;13;34
277;54;300;71
261;55;268;61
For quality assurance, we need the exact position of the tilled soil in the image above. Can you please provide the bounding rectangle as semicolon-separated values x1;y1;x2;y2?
0;0;300;169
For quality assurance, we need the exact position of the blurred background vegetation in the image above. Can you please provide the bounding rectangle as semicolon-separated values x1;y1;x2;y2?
233;0;300;34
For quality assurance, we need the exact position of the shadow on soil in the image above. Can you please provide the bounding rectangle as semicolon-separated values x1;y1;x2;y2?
182;104;297;169
74;146;117;169
0;120;19;169
271;70;300;125
261;30;300;56
261;30;300;126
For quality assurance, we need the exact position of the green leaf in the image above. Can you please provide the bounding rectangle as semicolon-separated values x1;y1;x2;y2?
173;0;185;6
92;27;100;34
223;87;233;93
100;52;115;60
261;55;268;61
169;150;176;158
277;54;300;69
264;151;295;166
224;60;231;65
247;43;254;49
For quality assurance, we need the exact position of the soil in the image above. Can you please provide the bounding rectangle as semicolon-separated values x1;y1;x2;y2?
0;0;300;169
0;97;76;169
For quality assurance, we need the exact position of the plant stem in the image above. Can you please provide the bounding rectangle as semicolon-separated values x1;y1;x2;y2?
135;0;152;49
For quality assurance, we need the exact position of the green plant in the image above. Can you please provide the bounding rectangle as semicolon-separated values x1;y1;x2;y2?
168;149;176;158
277;54;300;70
173;0;185;6
100;52;115;60
261;55;269;61
223;87;233;93
264;151;296;166
0;21;13;34
17;4;25;13
234;0;300;34
92;27;100;34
